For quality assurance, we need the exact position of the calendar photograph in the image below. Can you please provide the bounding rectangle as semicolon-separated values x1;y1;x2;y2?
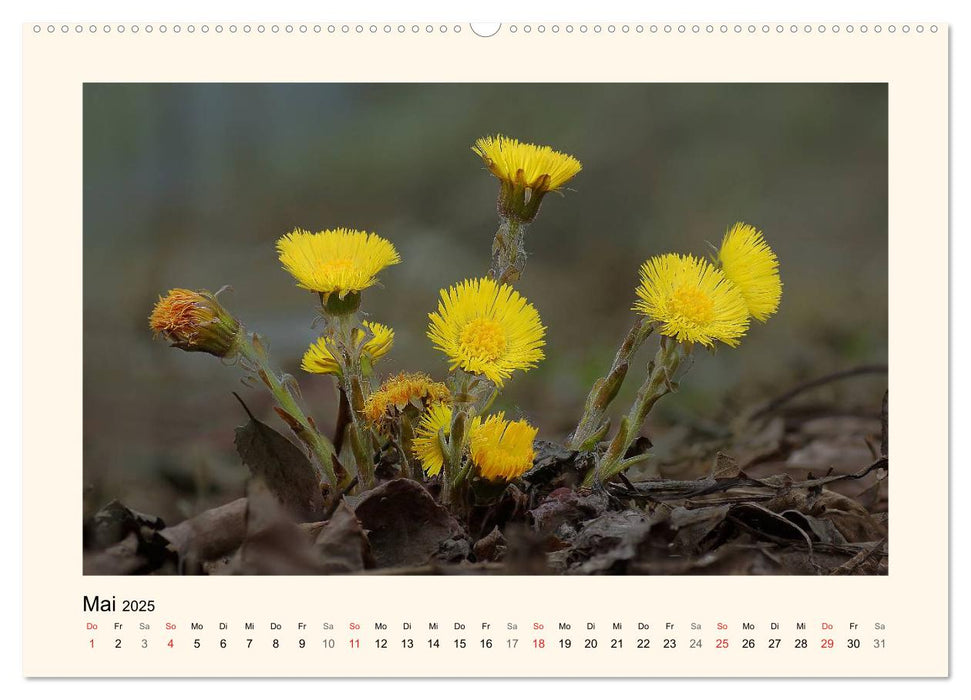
81;82;889;577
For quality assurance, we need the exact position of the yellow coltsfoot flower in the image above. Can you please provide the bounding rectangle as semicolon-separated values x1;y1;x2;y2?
276;227;400;302
149;288;241;358
473;134;582;223
362;371;451;428
633;253;750;348
717;222;783;322
301;320;394;376
412;403;456;476
468;412;538;482
473;134;582;193
427;277;545;387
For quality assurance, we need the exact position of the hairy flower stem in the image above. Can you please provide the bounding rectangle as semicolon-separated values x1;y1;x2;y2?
333;312;376;489
583;337;687;488
440;372;478;506
441;408;468;505
237;332;338;488
568;319;654;451
489;217;529;284
397;413;422;481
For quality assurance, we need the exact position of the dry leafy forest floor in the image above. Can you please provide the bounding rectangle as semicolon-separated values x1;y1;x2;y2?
84;370;888;576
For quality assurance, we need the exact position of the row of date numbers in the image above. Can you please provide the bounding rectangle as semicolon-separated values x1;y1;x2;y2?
91;637;886;650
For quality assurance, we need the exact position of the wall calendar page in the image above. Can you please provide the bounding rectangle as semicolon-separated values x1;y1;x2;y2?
20;15;948;682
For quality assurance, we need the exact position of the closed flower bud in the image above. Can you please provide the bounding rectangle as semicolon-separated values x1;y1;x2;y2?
149;288;241;358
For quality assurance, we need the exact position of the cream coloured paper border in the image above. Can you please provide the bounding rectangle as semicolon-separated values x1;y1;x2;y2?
22;22;948;677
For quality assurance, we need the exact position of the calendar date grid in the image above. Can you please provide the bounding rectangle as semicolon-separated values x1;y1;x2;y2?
85;617;888;656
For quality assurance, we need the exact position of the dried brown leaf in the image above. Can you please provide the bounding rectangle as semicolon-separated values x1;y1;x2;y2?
235;415;324;522
354;479;467;568
314;500;374;573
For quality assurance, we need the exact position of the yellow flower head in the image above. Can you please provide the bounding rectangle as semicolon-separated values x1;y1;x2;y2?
363;372;451;427
427;277;546;387
633;253;750;348
301;321;394;376
717;222;783;322
149;288;240;358
469;412;538;482
276;227;400;297
412;403;454;476
473;134;582;193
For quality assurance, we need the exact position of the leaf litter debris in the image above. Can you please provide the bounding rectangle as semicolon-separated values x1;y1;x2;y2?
84;388;888;576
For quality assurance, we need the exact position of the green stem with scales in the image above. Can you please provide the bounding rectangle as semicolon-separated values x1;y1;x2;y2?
583;336;688;487
237;331;339;488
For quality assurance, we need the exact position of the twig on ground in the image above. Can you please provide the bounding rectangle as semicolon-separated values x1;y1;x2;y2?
747;364;888;421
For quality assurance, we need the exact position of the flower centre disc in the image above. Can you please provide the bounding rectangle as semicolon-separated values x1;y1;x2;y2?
320;257;355;278
459;318;507;363
671;284;715;325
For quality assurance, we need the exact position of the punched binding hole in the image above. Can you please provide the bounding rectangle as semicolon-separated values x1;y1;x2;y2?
470;23;501;38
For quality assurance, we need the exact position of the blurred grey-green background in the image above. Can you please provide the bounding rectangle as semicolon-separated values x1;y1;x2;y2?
84;84;887;521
